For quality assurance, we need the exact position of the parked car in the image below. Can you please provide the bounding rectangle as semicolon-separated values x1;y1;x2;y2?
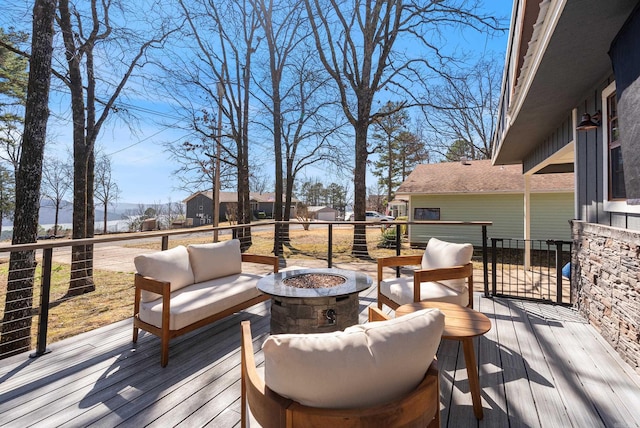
347;211;394;221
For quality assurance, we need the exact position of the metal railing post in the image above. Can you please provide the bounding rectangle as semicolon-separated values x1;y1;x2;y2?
482;225;489;297
31;248;53;358
394;224;402;277
328;223;333;268
491;238;498;296
555;241;563;304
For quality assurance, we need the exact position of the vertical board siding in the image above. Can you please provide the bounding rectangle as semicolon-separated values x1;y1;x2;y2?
573;76;640;230
524;112;574;173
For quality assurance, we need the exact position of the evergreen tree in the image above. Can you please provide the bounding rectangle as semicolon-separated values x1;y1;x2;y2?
0;28;29;175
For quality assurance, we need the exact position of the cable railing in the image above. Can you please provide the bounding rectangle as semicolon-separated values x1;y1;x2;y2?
0;220;492;361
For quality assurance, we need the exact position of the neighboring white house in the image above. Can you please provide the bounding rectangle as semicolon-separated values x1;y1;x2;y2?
306;206;338;221
395;160;574;247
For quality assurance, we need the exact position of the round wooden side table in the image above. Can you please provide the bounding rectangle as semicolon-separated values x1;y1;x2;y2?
396;301;491;419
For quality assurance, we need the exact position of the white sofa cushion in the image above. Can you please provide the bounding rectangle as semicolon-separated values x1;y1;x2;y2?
422;238;473;292
134;245;195;303
139;272;264;330
262;308;444;409
188;240;242;283
380;276;469;307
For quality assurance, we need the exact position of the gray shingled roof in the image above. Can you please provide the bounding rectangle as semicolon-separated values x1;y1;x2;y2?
396;160;574;195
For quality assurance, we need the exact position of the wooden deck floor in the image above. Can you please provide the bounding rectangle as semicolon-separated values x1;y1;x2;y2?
1;269;640;427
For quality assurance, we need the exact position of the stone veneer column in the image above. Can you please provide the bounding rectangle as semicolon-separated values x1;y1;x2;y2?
571;220;640;374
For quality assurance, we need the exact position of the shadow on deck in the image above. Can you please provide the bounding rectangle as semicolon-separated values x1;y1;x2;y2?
1;267;640;427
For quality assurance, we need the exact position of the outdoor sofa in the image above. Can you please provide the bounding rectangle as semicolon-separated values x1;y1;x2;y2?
132;239;278;367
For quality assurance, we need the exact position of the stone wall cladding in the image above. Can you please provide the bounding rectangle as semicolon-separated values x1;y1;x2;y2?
571;220;640;374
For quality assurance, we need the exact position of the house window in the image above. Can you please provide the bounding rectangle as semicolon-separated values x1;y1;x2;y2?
414;208;440;220
607;92;626;200
601;81;639;214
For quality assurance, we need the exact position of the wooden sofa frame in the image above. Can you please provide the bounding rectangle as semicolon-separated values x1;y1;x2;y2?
377;254;474;310
133;253;278;367
240;306;440;427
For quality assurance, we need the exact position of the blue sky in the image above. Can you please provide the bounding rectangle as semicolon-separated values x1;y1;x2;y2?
3;0;514;206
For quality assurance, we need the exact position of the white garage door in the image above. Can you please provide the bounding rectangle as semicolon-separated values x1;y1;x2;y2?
317;211;336;221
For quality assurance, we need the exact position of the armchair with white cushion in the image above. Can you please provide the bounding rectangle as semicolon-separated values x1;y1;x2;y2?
377;238;474;310
241;306;444;427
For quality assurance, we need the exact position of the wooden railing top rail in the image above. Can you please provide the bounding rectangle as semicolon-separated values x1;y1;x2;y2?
0;222;277;254
0;220;492;254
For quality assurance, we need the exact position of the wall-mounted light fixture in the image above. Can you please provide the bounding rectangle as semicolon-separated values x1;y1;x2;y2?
576;110;601;131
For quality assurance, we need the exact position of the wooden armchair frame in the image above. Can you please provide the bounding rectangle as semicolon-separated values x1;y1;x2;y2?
240;307;440;428
377;254;474;310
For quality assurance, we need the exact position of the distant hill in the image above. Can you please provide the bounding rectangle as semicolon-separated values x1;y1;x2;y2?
2;200;164;227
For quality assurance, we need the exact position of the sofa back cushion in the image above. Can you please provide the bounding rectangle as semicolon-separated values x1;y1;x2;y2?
263;308;444;409
422;237;473;292
187;239;242;283
134;245;194;302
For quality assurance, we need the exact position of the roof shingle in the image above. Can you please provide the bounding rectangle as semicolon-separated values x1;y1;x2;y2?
396;160;574;194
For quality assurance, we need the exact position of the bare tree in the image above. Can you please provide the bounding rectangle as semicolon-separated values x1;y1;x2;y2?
254;38;347;247
94;152;120;234
56;0;175;296
251;0;302;253
303;0;500;257
422;56;502;161
41;156;72;236
0;0;56;358
175;0;261;250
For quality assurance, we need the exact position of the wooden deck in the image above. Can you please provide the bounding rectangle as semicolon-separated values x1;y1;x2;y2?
1;269;640;427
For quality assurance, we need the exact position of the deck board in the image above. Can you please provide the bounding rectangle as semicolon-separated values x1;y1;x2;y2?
1;282;640;427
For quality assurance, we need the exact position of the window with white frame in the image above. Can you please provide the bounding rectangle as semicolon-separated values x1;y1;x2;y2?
602;81;639;213
606;90;625;199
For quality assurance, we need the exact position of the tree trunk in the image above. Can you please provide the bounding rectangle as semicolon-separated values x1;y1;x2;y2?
59;0;95;296
272;81;283;256
103;203;108;234
352;121;369;258
54;199;60;235
0;0;56;358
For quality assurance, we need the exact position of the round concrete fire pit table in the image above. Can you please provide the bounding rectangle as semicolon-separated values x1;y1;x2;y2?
257;268;372;334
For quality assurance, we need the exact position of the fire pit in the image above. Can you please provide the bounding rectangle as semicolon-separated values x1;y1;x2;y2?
256;268;372;334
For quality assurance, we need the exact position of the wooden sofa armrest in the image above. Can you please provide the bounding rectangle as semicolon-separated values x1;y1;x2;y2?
133;273;171;315
134;273;170;295
242;253;280;273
